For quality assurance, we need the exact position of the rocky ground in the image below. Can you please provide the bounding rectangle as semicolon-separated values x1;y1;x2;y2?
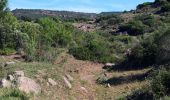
0;53;150;100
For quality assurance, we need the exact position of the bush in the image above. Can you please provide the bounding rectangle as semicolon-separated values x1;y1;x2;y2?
161;3;170;12
119;20;148;35
0;48;16;55
135;14;161;27
69;32;116;63
0;12;20;50
0;88;29;100
126;89;154;100
96;14;123;25
154;0;169;6
137;2;153;9
155;29;170;64
37;17;73;47
151;67;170;98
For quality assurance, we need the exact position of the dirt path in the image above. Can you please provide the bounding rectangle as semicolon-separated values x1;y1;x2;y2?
57;54;149;99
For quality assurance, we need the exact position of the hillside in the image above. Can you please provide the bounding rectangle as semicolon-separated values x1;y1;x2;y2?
0;0;170;100
12;9;97;21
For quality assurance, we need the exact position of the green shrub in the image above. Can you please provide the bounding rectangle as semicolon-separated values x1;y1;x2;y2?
119;20;148;35
96;14;123;25
0;12;20;50
96;74;108;84
126;89;154;100
137;2;153;9
155;29;170;64
35;47;62;63
37;17;73;47
0;88;29;100
0;48;16;55
135;14;162;28
161;3;170;12
69;32;116;63
151;67;170;98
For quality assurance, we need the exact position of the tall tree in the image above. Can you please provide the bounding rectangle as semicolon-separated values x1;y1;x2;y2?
0;0;8;12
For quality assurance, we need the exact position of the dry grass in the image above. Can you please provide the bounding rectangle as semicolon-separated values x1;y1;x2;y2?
0;53;150;100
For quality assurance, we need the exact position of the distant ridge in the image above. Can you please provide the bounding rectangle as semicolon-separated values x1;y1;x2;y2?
12;9;97;20
12;9;124;21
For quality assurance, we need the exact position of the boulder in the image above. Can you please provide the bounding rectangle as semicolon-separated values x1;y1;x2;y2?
14;71;24;77
48;78;57;86
63;76;72;89
0;79;11;88
65;74;74;81
17;77;41;94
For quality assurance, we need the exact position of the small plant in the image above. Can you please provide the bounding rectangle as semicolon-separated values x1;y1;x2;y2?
0;48;16;55
96;74;108;84
150;67;170;98
0;88;29;100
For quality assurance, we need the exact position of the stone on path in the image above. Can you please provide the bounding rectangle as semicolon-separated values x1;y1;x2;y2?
66;74;74;81
48;78;57;86
63;76;72;89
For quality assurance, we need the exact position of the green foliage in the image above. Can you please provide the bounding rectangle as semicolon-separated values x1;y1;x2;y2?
135;14;161;27
0;0;7;12
137;2;153;9
126;89;154;100
96;74;108;84
156;29;170;64
69;32;116;63
0;12;20;50
96;14;123;26
0;88;29;100
119;20;148;35
151;67;170;98
37;17;72;47
154;0;169;6
0;48;16;55
161;3;170;12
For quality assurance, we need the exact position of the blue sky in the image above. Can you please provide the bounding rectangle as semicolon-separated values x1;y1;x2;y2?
9;0;154;13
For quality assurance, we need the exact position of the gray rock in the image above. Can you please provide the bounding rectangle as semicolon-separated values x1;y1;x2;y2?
0;79;11;88
66;74;74;81
14;71;24;77
105;63;115;67
80;87;88;93
48;78;57;86
63;76;72;89
7;75;14;81
107;83;111;88
17;77;41;94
